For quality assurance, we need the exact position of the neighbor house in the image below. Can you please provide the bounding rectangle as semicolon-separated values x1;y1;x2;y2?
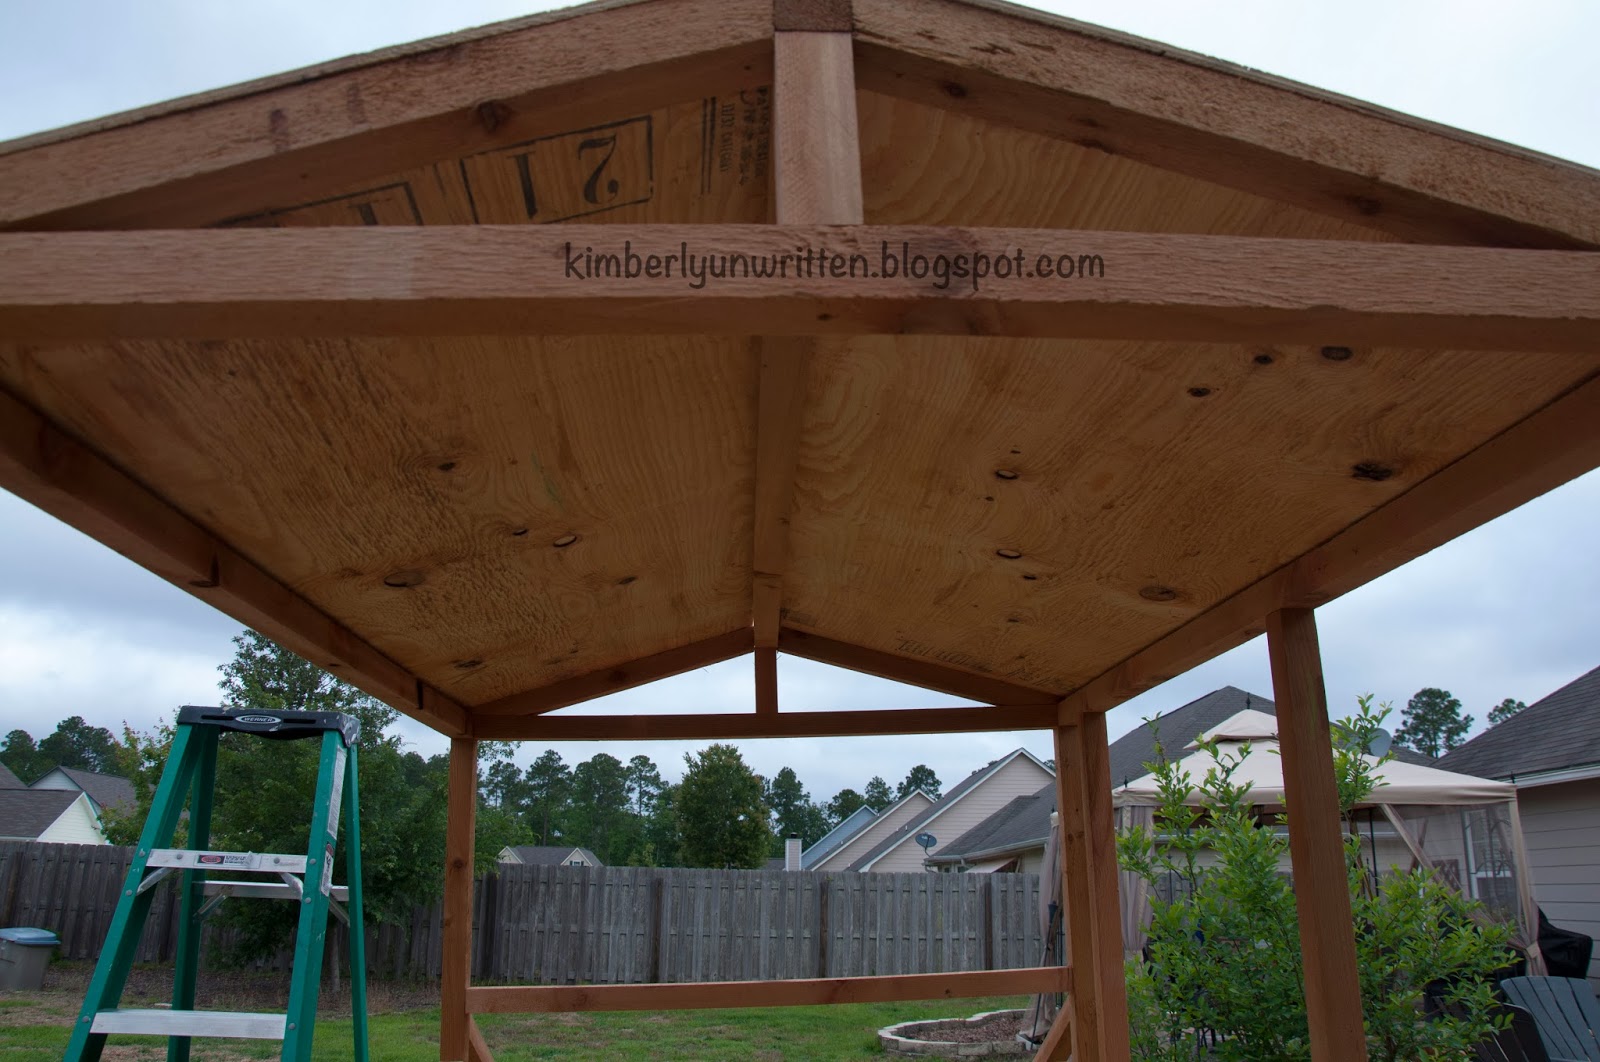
31;766;137;819
929;686;1438;874
0;761;23;789
497;844;602;868
0;788;108;843
1439;663;1600;985
843;749;1055;873
804;789;936;872
800;804;877;868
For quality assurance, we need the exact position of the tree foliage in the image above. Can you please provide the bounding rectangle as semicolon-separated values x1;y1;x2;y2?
1487;698;1527;727
897;764;941;800
764;766;829;853
676;744;772;869
825;788;866;825
524;750;571;846
1119;695;1515;1061
567;753;633;864
0;729;45;783
1394;687;1473;758
862;776;893;812
3;716;128;783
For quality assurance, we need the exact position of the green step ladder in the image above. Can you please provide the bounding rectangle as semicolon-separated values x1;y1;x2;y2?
64;706;371;1062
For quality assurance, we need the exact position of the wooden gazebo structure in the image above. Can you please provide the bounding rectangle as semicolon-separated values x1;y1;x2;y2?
2;0;1597;1058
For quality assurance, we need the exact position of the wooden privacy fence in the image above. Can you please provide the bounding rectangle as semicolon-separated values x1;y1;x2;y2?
0;842;1048;983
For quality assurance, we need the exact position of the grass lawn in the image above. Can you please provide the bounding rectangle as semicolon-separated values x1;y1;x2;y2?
0;964;1030;1060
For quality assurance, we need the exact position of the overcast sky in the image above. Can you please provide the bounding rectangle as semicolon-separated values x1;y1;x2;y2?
1;0;1596;805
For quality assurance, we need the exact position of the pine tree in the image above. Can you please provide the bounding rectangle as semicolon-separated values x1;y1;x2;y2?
524;749;572;846
1487;698;1526;726
863;776;893;811
896;764;942;800
1394;687;1473;758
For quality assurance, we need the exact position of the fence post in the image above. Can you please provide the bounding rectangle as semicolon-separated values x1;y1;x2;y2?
982;876;995;970
1;843;29;925
816;874;831;978
648;874;665;983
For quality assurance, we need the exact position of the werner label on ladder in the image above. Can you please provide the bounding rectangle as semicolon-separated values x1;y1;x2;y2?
64;706;371;1062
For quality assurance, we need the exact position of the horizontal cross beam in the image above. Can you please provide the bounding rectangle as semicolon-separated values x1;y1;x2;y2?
465;966;1072;1013
472;703;1058;741
2;225;1596;352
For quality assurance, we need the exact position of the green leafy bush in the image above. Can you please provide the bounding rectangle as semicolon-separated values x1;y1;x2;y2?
1118;695;1515;1061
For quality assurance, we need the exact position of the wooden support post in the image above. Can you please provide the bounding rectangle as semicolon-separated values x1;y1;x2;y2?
1053;719;1131;1062
440;737;478;1062
1054;724;1101;1062
755;646;779;715
1080;712;1131;1062
1267;608;1368;1061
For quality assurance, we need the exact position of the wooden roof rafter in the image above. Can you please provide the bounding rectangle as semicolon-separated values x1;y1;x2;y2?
0;0;776;231
852;0;1600;248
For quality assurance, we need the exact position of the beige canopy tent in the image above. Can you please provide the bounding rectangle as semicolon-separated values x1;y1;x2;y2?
1111;709;1543;967
1114;709;1517;807
2;0;1598;1058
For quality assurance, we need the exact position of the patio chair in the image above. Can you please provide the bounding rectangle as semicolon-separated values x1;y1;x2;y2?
1475;1003;1551;1062
1500;977;1600;1062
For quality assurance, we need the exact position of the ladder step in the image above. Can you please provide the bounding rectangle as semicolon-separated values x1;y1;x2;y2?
90;1009;287;1039
147;849;307;873
204;880;348;901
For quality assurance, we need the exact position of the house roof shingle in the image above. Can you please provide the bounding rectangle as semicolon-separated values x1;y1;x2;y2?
47;766;136;812
0;788;80;839
928;784;1055;864
802;804;877;868
503;844;600;866
0;761;24;789
1438;664;1600;781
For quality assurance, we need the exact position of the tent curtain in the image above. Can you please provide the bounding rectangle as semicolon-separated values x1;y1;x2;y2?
1116;804;1154;957
1024;815;1065;1043
1382;801;1544;974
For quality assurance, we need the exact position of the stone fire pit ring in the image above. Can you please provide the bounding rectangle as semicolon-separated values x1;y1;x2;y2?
878;1009;1033;1057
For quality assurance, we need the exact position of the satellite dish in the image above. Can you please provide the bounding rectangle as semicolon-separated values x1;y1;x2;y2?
915;832;938;851
1367;728;1393;758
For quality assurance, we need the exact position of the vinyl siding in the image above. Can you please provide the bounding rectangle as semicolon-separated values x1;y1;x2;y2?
810;793;933;872
29;767;78;791
1518;779;1600;984
36;793;107;844
869;756;1055;873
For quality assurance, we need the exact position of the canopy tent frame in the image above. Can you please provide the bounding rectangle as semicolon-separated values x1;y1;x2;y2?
1110;707;1545;974
2;1;1599;1060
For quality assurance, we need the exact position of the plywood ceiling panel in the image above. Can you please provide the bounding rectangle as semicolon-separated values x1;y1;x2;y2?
857;91;1393;240
0;338;756;704
780;340;1596;693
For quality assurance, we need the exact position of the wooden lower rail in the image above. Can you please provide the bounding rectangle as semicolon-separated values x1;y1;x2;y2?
464;966;1071;1014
